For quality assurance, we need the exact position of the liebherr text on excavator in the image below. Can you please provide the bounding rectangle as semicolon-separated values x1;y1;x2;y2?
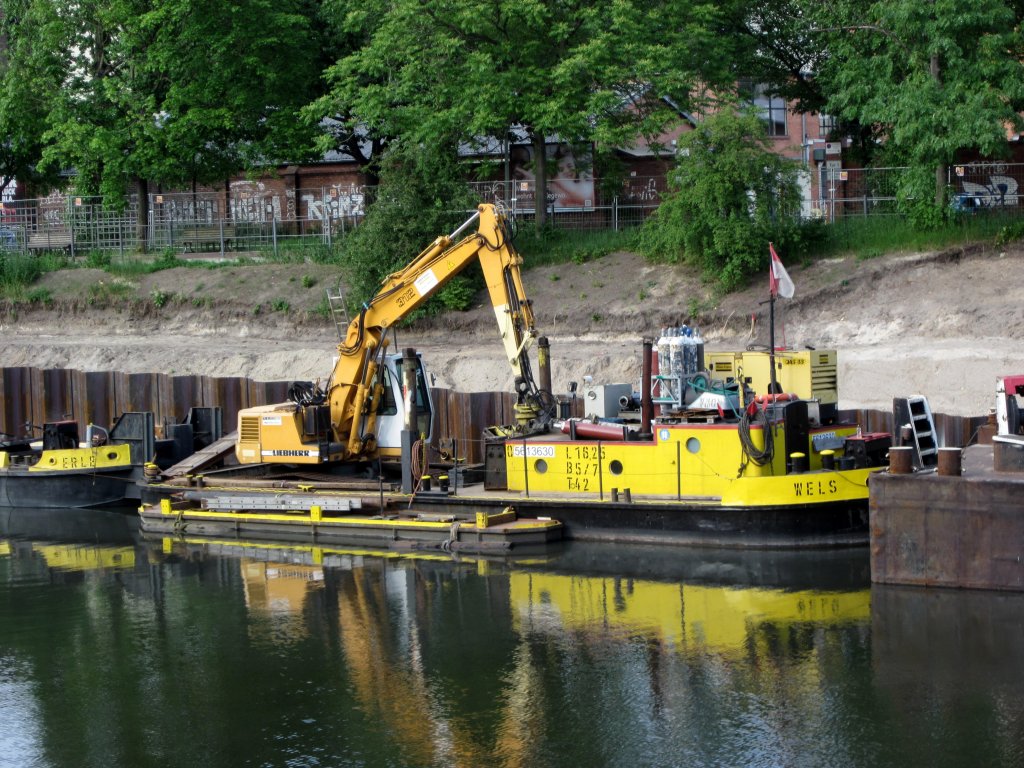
235;203;552;466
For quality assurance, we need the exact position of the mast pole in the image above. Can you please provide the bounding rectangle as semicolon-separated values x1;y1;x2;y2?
768;292;779;394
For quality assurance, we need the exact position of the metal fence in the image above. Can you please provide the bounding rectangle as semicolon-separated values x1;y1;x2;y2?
3;164;1024;257
0;193;145;256
811;162;1024;221
466;175;668;230
0;177;668;257
812;166;904;220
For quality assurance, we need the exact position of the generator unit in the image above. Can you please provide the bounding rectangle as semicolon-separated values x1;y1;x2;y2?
581;383;634;419
706;348;839;422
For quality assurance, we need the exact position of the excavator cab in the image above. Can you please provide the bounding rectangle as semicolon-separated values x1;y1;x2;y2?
372;353;434;460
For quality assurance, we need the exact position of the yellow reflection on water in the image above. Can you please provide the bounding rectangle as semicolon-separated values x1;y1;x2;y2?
511;572;870;655
32;543;135;572
241;560;324;645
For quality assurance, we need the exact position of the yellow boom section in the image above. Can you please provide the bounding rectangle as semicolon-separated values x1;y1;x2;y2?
235;204;540;466
328;204;537;458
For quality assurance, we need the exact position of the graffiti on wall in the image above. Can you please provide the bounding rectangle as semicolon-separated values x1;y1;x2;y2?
160;197;220;224
39;191;67;225
230;180;296;222
955;164;1020;208
302;185;366;221
620;176;663;204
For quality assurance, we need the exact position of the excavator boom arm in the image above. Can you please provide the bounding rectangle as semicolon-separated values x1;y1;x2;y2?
235;203;546;467
328;204;542;453
345;205;534;363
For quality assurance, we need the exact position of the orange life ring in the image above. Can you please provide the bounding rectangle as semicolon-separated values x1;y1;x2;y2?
755;393;795;404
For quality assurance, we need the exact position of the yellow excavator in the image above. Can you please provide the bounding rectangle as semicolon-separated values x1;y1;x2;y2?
235;203;552;467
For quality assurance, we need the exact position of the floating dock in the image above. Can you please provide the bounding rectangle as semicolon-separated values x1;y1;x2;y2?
142;465;871;550
870;437;1024;591
140;493;562;553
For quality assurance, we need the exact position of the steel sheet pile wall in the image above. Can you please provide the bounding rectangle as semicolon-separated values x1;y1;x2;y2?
0;367;288;441
837;409;987;450
1;368;42;436
2;368;539;463
8;369;984;465
428;388;517;464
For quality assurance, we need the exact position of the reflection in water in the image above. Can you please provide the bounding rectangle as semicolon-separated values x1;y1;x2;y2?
242;560;323;645
871;586;1024;767
511;572;869;655
33;543;136;572
0;508;1022;768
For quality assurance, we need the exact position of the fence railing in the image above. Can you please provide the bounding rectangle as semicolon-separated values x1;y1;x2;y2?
3;164;1024;256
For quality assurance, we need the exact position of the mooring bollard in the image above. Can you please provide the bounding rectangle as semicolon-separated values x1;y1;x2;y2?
820;449;835;470
937;447;962;477
789;452;809;473
889;446;913;474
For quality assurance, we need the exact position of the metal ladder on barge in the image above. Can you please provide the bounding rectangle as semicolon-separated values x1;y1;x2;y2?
893;395;939;470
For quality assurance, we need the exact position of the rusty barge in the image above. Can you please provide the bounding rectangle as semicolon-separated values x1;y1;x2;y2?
870;376;1024;592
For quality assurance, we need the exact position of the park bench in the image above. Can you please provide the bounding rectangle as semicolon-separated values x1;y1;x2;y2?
176;224;237;252
27;230;73;252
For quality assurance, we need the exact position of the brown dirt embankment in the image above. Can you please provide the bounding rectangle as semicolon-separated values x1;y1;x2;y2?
1;241;1022;417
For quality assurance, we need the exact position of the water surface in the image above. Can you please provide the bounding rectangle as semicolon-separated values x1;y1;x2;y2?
1;507;1022;768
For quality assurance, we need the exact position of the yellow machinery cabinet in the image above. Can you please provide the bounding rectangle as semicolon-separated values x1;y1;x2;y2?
706;349;838;405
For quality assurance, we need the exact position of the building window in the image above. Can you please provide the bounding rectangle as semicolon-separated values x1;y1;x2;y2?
818;113;836;138
742;82;788;137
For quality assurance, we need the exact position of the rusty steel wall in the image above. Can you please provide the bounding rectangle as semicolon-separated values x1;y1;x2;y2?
837;408;988;449
429;388;517;465
2;368;556;463
0;367;288;441
3;368;987;462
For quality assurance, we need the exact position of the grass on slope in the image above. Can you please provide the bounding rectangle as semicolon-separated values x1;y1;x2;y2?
2;213;1022;304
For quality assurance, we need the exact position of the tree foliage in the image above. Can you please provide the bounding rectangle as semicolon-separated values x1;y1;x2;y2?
637;110;809;291
304;0;394;179
318;0;735;229
133;0;322;188
813;0;1024;220
0;0;65;195
2;0;321;201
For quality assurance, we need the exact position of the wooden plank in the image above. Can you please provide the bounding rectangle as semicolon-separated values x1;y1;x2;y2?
161;433;238;477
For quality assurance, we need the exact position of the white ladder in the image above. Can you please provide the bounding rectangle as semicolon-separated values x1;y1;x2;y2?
325;282;350;340
894;395;939;469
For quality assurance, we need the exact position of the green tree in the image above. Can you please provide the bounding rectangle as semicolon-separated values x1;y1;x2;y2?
0;0;65;197
319;0;734;231
306;0;393;183
138;0;322;187
725;0;830;115
814;0;1024;222
637;110;806;291
33;0;320;225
